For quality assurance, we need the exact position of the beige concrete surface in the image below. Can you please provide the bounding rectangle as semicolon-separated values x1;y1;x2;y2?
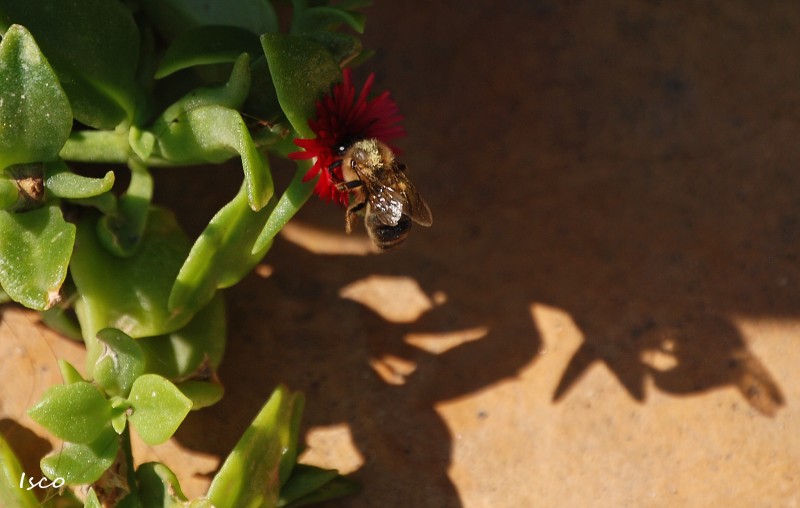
3;1;800;507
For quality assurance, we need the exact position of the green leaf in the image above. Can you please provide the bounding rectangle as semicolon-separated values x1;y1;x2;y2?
278;464;339;507
127;374;192;445
150;54;273;210
60;130;131;164
0;433;39;508
0;205;76;310
156;25;263;79
136;463;189;506
140;0;278;40
153;49;252;126
84;488;101;508
0;0;140;129
0;24;71;170
206;386;304;508
177;380;225;410
243;55;282;123
110;407;129;435
59;359;86;384
109;396;133;435
28;382;112;444
303;31;363;67
95;159;152;257
40;304;85;342
261;33;341;138
40;425;118;485
70;207;194;344
137;293;226;380
252;160;316;254
278;391;305;487
169;183;272;316
92;329;146;398
154;104;273;211
0;177;17;210
282;475;360;508
279;464;357;508
44;160;115;199
291;2;367;34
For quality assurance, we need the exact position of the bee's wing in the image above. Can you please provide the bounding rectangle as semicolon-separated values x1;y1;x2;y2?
368;183;407;226
404;180;433;227
368;171;433;227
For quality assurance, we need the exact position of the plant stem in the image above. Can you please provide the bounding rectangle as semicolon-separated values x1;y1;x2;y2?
60;131;131;163
119;426;139;505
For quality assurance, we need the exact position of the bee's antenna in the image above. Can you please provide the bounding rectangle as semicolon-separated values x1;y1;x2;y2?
328;159;343;179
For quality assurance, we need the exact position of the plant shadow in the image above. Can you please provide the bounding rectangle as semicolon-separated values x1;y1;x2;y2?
172;1;800;505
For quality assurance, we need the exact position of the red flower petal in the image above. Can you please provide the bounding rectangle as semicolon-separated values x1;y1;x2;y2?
289;69;405;205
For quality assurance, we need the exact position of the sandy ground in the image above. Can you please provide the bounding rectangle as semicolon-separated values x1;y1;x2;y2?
3;1;800;506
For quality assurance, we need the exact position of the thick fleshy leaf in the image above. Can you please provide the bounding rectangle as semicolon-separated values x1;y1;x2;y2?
140;0;278;40
109;396;133;435
59;130;131;164
0;205;76;310
290;1;367;34
303;31;363;67
0;0;139;129
151;54;273;211
127;374;192;445
281;475;360;508
136;463;189;506
44;160;115;199
59;359;86;384
178;380;225;410
243;55;282;123
70;208;194;345
28;382;112;444
153;49;251;127
206;386;304;508
156;25;262;79
137;293;226;380
92;328;146;398
279;465;358;508
40;303;85;341
0;177;16;209
0;24;71;169
169;183;272;315
0;433;39;508
278;464;338;507
40;425;118;485
154;104;273;211
261;33;341;138
84;489;101;508
95;159;152;257
278;390;305;487
253;161;315;254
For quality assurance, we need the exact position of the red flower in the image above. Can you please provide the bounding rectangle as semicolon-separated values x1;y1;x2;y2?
289;68;406;205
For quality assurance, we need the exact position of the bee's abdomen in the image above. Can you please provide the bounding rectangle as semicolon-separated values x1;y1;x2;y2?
367;214;412;250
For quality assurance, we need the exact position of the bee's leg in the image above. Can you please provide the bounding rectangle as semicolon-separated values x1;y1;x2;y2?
328;159;342;180
335;179;364;193
344;201;365;234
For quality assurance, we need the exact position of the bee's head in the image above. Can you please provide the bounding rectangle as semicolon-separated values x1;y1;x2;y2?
348;139;391;169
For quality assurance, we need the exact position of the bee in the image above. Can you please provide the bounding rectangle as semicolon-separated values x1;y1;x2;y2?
331;139;432;250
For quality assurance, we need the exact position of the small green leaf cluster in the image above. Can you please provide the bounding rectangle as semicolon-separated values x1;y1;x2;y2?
27;329;192;486
18;381;353;507
0;0;371;506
